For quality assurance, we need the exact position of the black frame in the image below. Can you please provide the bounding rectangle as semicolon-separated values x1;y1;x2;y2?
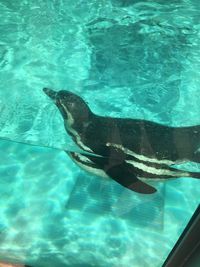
162;204;200;267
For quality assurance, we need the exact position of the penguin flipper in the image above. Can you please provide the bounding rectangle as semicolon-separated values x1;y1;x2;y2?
105;163;157;194
67;152;156;194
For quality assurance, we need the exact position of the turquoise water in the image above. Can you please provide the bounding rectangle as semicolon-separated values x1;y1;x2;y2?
0;140;199;267
0;0;200;266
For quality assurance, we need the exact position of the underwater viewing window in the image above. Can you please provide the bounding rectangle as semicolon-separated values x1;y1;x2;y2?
0;1;200;267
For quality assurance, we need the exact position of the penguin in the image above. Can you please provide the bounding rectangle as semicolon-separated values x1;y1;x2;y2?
43;88;200;194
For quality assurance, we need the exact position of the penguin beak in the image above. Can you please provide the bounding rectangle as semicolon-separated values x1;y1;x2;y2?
43;88;68;119
43;88;57;101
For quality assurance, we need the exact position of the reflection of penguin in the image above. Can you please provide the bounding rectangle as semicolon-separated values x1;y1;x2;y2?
43;88;200;194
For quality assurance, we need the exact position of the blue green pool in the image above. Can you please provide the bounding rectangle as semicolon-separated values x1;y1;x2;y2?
0;1;200;266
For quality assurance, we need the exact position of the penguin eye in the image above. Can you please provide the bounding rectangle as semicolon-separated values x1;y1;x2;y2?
68;102;75;108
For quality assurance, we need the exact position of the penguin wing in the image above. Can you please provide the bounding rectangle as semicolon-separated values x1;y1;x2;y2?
68;151;157;194
105;162;157;194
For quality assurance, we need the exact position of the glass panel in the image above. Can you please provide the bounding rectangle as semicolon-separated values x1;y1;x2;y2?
0;1;199;267
0;140;199;267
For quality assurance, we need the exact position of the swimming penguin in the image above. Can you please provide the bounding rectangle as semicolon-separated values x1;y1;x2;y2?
43;88;200;194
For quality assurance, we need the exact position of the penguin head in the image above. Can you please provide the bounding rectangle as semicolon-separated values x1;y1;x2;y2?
43;88;92;123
